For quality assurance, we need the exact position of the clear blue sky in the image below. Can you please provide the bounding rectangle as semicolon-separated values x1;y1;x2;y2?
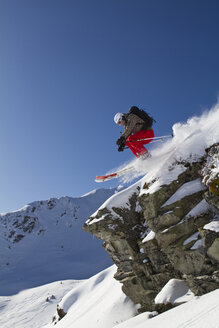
1;0;219;212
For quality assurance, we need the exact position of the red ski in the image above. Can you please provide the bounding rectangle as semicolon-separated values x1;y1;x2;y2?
95;166;134;182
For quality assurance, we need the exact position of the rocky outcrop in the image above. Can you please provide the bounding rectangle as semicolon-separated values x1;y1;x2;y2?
83;143;219;313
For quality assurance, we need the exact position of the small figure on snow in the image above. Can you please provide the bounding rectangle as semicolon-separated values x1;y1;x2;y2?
114;106;155;158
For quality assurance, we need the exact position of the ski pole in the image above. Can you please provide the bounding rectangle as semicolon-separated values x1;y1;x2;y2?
126;134;173;143
123;137;170;149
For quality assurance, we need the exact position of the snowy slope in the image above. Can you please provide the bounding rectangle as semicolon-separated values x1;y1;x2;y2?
1;264;219;328
44;266;139;328
116;289;219;328
0;280;82;328
0;188;119;295
0;266;139;328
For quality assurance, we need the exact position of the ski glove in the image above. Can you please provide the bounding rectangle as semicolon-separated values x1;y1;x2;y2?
116;136;126;152
118;144;125;152
116;136;126;147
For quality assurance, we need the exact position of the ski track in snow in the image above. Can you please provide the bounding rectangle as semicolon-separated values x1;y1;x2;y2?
172;297;219;328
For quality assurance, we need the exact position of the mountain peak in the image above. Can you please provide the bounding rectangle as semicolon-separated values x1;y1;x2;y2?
0;187;119;295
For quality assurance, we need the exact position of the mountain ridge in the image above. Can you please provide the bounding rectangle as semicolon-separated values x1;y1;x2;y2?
0;188;120;295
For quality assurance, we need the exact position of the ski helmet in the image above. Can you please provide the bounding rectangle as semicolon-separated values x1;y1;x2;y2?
114;112;124;124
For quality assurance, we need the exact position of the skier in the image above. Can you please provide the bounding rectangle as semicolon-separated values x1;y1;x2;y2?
114;106;155;159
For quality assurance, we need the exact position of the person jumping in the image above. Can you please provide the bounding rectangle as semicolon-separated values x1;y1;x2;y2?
114;106;155;159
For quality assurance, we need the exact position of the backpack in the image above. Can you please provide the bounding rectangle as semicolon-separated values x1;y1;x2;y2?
129;106;155;129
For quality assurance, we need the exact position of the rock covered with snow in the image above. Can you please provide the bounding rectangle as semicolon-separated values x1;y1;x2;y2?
84;106;219;314
154;278;194;305
202;143;219;192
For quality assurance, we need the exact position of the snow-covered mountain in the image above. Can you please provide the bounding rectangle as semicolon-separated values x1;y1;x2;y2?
0;188;120;295
0;104;219;328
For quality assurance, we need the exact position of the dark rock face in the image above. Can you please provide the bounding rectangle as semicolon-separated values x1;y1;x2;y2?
84;144;219;313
